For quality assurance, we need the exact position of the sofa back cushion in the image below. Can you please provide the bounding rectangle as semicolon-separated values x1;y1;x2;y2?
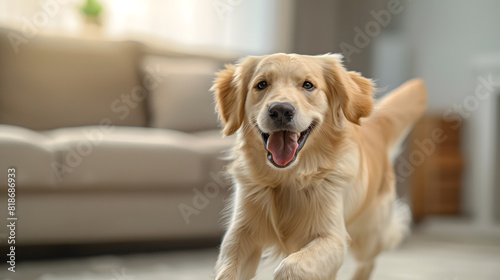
145;56;221;132
0;28;147;130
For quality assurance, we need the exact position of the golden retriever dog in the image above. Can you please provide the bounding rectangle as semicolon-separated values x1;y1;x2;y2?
211;53;427;280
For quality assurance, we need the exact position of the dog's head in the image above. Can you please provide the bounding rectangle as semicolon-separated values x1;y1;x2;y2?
212;53;373;169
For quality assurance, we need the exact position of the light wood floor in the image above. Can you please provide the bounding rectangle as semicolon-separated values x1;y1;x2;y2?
2;220;500;280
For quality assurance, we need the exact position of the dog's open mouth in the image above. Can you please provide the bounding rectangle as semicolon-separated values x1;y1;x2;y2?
260;123;315;168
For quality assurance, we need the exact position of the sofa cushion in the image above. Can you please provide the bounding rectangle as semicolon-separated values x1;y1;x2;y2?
15;191;227;244
0;28;147;130
0;125;59;188
192;129;235;154
148;72;220;132
45;126;209;189
190;129;236;177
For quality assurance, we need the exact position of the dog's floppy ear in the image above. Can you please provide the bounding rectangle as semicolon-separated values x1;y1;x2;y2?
211;56;260;136
321;53;374;125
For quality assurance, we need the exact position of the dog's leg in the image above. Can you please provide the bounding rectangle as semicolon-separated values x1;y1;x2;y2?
349;208;384;280
351;260;375;280
349;196;410;280
214;226;262;280
273;234;347;280
350;200;409;280
349;208;386;280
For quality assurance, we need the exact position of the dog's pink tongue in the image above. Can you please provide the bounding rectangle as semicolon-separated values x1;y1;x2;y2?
267;131;299;166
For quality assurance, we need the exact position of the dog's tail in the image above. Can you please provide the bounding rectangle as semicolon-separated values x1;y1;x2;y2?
363;79;428;159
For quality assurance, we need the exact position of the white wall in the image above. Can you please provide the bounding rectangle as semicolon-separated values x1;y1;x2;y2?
378;0;500;217
400;0;500;110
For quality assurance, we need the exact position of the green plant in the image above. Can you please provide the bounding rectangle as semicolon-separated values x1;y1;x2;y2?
81;0;102;17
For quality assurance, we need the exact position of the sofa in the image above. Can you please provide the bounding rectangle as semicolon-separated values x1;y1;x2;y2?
0;27;235;246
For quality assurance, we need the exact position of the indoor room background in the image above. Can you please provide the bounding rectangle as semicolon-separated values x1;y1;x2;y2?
0;0;499;279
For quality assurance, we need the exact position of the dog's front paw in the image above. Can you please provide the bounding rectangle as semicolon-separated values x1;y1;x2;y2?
273;254;316;280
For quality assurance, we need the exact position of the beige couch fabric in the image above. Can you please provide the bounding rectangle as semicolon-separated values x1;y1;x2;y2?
0;28;147;130
46;126;209;189
149;72;219;132
0;125;59;188
0;27;233;245
0;125;232;191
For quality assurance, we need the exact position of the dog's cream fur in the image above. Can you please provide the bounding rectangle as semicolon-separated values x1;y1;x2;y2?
212;53;427;280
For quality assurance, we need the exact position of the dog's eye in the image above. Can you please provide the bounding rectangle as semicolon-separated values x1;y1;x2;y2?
256;81;268;90
302;81;315;90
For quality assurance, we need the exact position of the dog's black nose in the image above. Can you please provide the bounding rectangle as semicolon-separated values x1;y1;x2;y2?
268;102;295;124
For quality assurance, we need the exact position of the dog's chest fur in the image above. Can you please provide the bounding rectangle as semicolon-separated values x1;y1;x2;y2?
246;180;342;254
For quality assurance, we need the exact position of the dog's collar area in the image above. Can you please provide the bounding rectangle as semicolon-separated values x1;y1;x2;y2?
259;122;315;168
